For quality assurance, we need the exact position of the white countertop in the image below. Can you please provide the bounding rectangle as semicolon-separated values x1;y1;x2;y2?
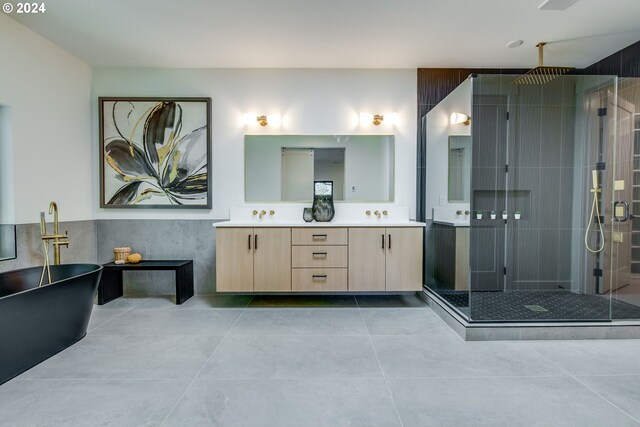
433;219;470;228
214;220;426;228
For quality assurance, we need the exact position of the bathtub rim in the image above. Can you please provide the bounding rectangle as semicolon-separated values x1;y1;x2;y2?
0;263;103;301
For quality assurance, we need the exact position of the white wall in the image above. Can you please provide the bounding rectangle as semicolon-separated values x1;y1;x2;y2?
425;77;472;219
0;14;93;224
92;68;417;219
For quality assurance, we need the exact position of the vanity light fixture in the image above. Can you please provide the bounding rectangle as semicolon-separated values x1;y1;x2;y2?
359;112;398;126
450;112;471;126
242;113;281;127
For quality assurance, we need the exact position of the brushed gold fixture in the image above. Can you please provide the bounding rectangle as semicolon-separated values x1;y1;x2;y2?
464;210;470;215
259;210;267;219
257;115;268;126
374;210;381;219
382;210;388;216
450;113;471;126
513;42;574;85
252;210;258;216
40;201;69;267
372;114;384;126
456;210;463;215
269;210;275;215
365;210;371;216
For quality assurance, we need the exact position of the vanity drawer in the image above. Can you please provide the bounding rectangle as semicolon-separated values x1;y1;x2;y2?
292;268;348;292
292;246;348;268
292;228;348;246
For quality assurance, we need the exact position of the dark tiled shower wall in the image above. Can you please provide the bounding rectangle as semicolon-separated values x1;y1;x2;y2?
0;219;218;295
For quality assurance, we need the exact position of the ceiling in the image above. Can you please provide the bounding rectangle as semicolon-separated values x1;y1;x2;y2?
9;0;640;69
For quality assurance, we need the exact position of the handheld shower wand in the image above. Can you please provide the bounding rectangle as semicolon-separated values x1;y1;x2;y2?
585;170;605;253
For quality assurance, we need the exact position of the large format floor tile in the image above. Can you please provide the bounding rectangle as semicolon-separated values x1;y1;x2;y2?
528;339;640;375
0;379;189;427
19;335;222;380
86;309;128;331
361;307;456;336
388;377;639;427
92;297;149;310
576;375;640;421
165;379;402;427
136;294;252;309
229;308;368;335
199;335;383;379
371;335;565;378
90;308;243;336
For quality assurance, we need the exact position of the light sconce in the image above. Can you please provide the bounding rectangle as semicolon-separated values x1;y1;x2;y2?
450;112;471;126
359;112;398;126
242;113;281;127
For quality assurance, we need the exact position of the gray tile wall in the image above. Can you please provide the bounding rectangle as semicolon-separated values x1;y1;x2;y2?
0;220;97;273
0;219;218;296
96;219;218;295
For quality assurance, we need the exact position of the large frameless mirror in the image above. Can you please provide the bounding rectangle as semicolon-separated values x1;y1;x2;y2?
0;104;16;261
245;135;395;202
447;135;472;203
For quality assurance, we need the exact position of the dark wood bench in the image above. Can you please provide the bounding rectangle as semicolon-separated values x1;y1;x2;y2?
98;260;194;305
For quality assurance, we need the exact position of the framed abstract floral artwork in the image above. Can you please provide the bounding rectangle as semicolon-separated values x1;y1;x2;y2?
99;97;211;208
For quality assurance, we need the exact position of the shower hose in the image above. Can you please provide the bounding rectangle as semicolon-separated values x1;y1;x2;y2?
585;189;605;253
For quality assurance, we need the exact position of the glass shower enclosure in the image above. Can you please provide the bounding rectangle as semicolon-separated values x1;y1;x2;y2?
425;73;640;323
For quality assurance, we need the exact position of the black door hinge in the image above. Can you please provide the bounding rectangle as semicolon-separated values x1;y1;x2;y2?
593;268;603;277
505;164;509;173
503;267;507;275
597;108;607;117
506;111;510;120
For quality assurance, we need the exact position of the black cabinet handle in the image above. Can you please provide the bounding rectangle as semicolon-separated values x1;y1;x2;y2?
388;234;391;249
248;234;251;250
312;234;327;239
312;252;327;256
381;234;385;249
312;275;327;280
254;234;258;250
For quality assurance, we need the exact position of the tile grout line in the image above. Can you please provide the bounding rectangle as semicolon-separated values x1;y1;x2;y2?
530;347;640;425
87;298;150;332
355;296;405;427
159;300;248;427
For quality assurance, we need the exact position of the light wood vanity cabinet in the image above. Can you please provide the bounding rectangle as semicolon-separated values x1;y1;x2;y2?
348;227;423;292
216;227;291;292
216;225;422;293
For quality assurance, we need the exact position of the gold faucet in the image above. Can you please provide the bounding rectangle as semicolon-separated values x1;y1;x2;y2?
259;210;267;219
40;202;69;265
374;210;381;219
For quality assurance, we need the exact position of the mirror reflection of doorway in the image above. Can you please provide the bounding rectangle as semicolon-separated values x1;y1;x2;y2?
280;147;345;201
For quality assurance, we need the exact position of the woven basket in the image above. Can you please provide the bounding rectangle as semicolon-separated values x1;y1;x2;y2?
113;247;132;263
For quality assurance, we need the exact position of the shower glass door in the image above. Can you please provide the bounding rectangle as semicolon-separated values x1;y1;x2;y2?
609;77;640;319
470;74;621;322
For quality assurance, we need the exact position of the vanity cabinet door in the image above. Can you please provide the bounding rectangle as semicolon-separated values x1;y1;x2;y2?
348;228;386;291
216;228;254;292
254;228;292;292
385;228;423;291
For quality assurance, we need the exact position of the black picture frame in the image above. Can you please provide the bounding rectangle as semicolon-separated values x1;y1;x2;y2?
99;97;212;209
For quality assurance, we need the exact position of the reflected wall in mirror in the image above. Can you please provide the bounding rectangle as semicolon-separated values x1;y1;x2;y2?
245;135;394;202
0;104;16;261
448;136;472;203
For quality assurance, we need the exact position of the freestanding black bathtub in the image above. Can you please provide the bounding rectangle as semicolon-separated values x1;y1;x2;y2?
0;264;102;385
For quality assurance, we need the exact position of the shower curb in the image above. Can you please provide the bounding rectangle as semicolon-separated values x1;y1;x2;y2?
419;290;640;341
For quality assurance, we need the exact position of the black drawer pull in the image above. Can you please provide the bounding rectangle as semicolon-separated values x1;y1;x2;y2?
312;252;327;256
312;234;327;239
312;275;327;279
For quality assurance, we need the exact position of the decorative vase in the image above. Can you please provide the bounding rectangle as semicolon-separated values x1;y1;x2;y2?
312;181;335;222
476;212;483;220
502;211;508;220
514;212;521;220
303;207;314;222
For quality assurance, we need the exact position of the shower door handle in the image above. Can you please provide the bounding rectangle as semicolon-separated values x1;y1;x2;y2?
613;201;630;222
